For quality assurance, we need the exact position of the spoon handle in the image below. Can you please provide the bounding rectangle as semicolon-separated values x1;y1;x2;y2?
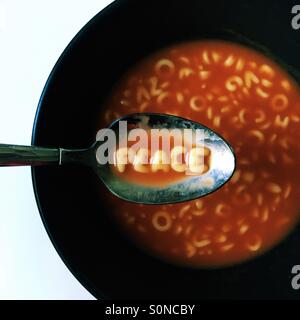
0;144;59;166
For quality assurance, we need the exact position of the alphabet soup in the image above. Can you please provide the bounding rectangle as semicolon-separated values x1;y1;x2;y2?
100;41;300;267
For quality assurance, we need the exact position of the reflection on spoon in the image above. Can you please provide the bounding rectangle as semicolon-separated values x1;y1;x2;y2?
0;113;236;204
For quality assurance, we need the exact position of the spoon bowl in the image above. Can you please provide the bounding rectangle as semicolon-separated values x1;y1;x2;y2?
95;113;236;204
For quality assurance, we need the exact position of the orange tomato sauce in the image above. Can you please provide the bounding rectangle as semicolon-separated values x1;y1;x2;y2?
100;41;300;267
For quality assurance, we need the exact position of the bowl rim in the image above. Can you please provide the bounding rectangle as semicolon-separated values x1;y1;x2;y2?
30;0;130;300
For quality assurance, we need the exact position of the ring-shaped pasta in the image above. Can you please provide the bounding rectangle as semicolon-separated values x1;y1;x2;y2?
152;211;172;232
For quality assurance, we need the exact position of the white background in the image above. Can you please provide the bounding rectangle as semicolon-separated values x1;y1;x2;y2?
0;0;113;300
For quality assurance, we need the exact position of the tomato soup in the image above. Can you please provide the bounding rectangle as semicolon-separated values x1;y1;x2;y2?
100;41;300;267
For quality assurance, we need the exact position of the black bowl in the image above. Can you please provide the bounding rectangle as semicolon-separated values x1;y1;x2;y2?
32;0;300;299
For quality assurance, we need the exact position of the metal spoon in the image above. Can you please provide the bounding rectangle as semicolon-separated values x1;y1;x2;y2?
0;113;235;204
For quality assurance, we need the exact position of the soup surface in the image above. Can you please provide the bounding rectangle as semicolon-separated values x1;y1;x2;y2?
100;41;300;267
